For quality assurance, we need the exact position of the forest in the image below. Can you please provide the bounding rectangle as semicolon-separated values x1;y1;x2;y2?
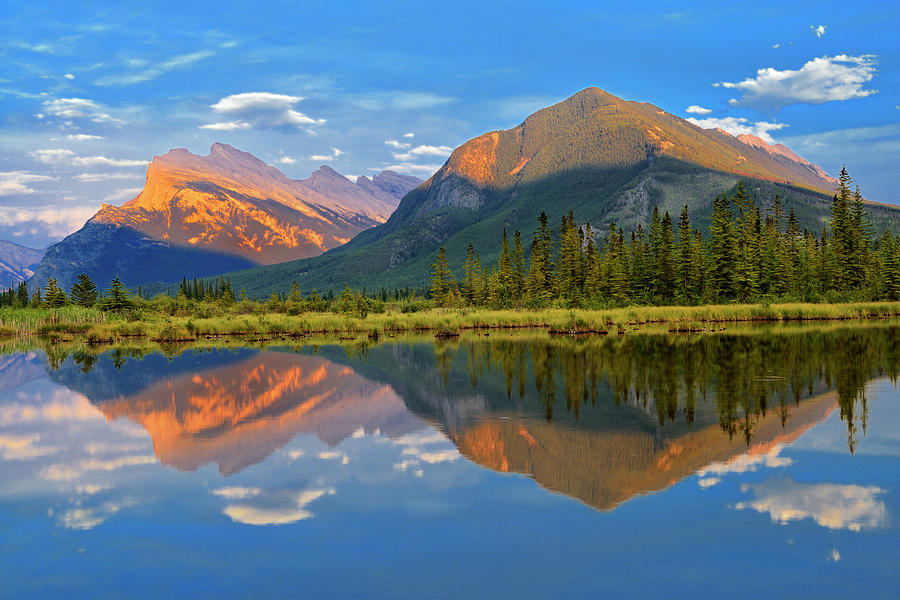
429;168;899;308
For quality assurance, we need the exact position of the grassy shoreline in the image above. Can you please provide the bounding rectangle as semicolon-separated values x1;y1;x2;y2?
4;301;900;342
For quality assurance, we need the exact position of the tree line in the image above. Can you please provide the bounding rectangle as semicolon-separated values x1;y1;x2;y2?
431;168;895;307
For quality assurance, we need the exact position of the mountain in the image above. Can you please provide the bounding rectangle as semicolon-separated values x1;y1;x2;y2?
87;350;424;475
0;239;43;288
28;143;420;290
226;87;900;295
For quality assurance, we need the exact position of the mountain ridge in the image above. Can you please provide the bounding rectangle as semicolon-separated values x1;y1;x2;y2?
28;144;421;290
224;87;900;296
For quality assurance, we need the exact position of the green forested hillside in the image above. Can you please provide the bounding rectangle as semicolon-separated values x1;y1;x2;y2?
214;88;900;296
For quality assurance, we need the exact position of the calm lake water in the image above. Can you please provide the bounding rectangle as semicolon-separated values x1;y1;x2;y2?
1;325;898;599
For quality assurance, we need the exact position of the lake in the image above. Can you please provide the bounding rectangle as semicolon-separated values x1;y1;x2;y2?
1;324;898;598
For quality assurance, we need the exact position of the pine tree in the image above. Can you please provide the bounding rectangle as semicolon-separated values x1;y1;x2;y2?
430;247;455;307
511;230;526;301
558;211;582;306
16;281;29;307
70;273;98;307
99;277;132;312
497;229;514;306
44;277;67;308
676;205;695;303
526;211;555;305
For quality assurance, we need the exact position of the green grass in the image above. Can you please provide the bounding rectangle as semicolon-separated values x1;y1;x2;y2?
4;301;900;342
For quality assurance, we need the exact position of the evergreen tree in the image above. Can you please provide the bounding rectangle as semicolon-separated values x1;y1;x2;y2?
70;273;98;307
99;277;132;312
44;277;67;308
511;230;526;300
16;282;28;307
430;247;456;307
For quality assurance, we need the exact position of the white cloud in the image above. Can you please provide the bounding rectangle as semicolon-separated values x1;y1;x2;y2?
0;171;56;196
687;115;788;143
402;132;415;138
213;486;260;500
199;121;251;131
685;105;713;115
716;54;878;110
74;172;143;183
697;444;793;479
42;97;121;124
391;144;453;162
308;147;344;162
0;434;61;460
382;162;443;176
30;148;145;167
385;139;411;150
66;134;104;141
276;156;296;164
201;92;325;132
772;43;781;49
64;73;74;80
96;50;215;86
811;24;827;38
0;205;97;237
39;455;156;481
102;187;143;203
735;479;887;531
222;488;334;526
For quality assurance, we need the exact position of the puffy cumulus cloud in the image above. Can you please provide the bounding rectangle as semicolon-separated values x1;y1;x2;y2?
391;144;453;162
0;171;55;196
685;105;713;115
30;148;146;167
95;50;215;86
0;205;97;238
811;24;827;38
201;92;325;132
42;97;122;124
385;139;411;150
697;444;793;481
308;147;344;162
276;156;296;165
686;116;788;144
716;54;878;110
221;487;335;526
735;479;887;531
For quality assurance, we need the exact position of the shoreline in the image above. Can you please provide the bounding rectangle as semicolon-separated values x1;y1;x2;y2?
3;301;900;343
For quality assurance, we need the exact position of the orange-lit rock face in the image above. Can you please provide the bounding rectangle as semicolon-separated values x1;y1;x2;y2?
437;87;836;197
444;132;499;188
451;392;838;511
99;352;424;475
91;143;415;264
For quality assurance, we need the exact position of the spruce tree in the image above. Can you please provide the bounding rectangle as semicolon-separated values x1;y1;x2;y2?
430;247;455;307
70;273;98;307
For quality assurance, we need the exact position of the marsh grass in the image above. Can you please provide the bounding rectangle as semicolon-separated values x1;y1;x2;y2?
3;301;900;341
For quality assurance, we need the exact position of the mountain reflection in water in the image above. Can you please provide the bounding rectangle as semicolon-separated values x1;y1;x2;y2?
32;323;891;511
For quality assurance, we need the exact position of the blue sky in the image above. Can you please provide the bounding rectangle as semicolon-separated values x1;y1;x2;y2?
1;0;897;247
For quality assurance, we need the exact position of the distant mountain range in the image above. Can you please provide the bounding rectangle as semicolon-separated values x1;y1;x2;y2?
28;143;420;290
0;239;43;288
225;87;900;295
